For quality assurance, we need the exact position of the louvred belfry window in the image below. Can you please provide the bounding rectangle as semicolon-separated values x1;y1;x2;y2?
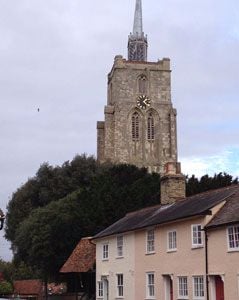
139;75;147;94
132;112;139;140
147;113;155;140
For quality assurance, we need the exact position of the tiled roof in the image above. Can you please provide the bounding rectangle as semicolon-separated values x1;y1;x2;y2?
60;237;95;273
206;189;239;228
14;280;66;296
94;185;239;239
14;280;43;295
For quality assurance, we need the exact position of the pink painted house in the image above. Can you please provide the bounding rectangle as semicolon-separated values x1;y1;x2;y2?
93;168;239;300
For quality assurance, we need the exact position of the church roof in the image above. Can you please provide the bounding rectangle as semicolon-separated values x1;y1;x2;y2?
93;185;239;239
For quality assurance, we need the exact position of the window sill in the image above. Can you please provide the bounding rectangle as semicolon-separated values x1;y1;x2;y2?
228;248;239;252
167;248;177;253
116;256;124;259
191;245;203;249
102;258;109;261
145;251;155;255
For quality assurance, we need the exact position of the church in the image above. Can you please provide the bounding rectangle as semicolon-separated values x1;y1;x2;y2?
97;0;177;174
92;1;239;300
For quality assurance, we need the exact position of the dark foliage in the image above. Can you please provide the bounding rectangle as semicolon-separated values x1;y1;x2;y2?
186;172;238;196
6;157;160;278
5;154;97;243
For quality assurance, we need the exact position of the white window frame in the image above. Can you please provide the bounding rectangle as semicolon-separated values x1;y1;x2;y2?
98;281;104;298
146;229;155;254
117;235;124;257
227;225;239;251
102;243;109;260
178;276;188;299
193;276;205;299
146;272;155;299
192;224;203;248
116;273;124;298
168;230;177;251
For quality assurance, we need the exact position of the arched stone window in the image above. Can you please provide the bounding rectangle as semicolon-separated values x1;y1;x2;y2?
138;75;147;94
147;113;155;140
132;112;139;140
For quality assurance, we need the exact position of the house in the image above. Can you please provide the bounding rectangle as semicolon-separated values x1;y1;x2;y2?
13;280;43;300
13;280;66;300
60;237;96;299
93;163;239;300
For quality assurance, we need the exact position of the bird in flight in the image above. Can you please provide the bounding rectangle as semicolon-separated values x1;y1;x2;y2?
37;108;40;112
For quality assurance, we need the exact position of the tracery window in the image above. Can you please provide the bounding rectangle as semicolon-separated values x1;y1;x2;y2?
147;113;155;140
138;75;147;94
132;112;139;140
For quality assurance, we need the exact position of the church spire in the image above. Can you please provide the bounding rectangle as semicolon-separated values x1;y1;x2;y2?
133;0;143;36
128;0;148;62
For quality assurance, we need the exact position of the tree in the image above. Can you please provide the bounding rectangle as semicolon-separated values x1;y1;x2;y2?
13;164;160;279
0;281;13;295
5;154;97;243
186;172;238;196
0;259;37;283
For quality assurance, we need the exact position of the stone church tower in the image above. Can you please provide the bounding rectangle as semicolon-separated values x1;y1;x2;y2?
97;0;178;174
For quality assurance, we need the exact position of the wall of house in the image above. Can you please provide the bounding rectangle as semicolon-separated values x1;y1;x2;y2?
207;225;239;299
134;216;207;300
95;232;135;300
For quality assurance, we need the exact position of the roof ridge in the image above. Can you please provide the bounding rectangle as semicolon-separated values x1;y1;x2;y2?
186;184;239;200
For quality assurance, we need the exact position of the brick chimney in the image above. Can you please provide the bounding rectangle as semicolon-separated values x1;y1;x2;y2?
160;162;186;205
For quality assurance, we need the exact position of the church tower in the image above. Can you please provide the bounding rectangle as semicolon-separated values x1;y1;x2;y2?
97;0;178;173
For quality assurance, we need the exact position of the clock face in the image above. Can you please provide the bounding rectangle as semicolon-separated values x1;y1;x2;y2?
137;95;151;110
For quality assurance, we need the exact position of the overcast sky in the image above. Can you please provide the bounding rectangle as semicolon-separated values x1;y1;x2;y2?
1;0;239;261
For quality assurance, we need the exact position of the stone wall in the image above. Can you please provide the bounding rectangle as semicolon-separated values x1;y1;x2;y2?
97;55;178;174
